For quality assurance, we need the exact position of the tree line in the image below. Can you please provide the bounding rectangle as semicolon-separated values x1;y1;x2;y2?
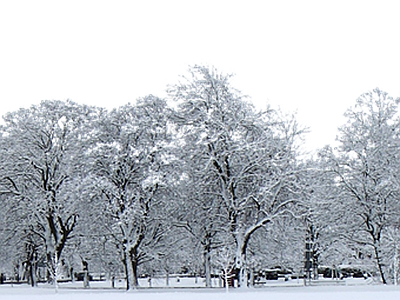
0;66;400;289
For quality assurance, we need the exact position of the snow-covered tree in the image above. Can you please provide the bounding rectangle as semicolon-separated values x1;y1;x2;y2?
170;66;306;287
321;88;400;284
89;96;173;290
0;100;101;285
297;157;344;278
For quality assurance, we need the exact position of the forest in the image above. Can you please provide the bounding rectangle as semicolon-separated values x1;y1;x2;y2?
0;65;400;290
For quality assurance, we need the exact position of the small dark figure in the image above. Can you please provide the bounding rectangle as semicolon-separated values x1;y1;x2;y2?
111;275;115;288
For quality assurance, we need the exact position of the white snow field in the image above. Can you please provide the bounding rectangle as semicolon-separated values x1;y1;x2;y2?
1;284;400;300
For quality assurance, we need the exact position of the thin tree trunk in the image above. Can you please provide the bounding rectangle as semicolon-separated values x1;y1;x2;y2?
166;271;170;287
249;268;254;287
129;254;139;288
29;262;37;287
26;250;38;287
204;249;212;287
224;272;229;293
121;251;129;290
111;275;115;289
394;243;398;286
373;241;387;284
82;260;89;289
53;252;60;293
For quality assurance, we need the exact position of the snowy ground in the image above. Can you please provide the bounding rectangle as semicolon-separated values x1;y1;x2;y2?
1;281;400;300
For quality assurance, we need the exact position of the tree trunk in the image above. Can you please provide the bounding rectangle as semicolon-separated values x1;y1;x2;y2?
235;234;252;288
235;248;248;288
29;262;37;287
129;253;139;288
394;243;398;286
53;252;60;292
45;228;70;285
224;271;229;293
373;240;387;284
125;256;135;290
238;265;247;288
166;271;170;287
121;251;129;290
82;260;90;289
204;249;212;287
249;268;254;287
46;252;55;284
83;271;89;288
45;249;63;289
233;221;268;288
124;247;139;290
111;275;115;288
26;249;38;287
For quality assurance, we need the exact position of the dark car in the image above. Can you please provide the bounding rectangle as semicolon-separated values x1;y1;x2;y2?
74;272;93;281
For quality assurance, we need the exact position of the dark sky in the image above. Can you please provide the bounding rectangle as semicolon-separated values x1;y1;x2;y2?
5;44;400;140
